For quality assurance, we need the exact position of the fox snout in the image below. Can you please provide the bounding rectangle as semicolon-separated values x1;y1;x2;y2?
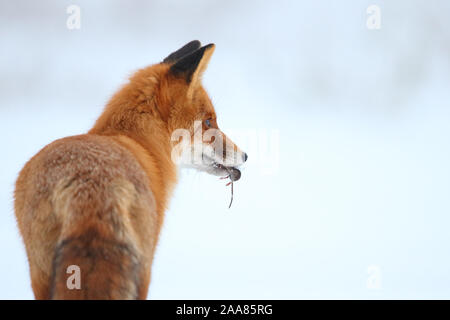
221;136;248;167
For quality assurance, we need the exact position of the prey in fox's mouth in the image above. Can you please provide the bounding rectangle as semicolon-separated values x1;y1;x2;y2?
214;163;241;181
210;158;242;181
213;163;242;208
174;148;246;208
188;152;246;208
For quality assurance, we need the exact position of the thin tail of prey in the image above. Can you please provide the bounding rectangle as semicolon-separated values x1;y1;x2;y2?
50;227;143;300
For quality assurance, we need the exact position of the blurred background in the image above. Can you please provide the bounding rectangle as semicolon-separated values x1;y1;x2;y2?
1;0;450;299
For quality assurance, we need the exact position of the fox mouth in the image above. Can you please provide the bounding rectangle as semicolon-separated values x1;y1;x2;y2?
200;155;243;208
213;163;241;182
212;162;241;209
200;154;242;182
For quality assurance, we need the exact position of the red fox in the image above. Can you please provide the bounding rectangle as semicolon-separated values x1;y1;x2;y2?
14;41;247;299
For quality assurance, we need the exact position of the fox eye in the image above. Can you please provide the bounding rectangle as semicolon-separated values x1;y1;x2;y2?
204;119;211;127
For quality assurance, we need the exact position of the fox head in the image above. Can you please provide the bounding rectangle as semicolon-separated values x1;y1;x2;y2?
163;41;247;181
91;41;247;181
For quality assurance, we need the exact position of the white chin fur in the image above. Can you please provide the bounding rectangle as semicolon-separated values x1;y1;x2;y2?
181;163;229;177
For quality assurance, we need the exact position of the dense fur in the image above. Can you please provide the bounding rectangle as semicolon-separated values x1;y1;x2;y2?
14;41;246;299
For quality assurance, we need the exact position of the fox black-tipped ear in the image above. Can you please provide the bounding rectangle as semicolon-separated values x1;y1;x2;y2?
169;43;215;84
163;40;201;64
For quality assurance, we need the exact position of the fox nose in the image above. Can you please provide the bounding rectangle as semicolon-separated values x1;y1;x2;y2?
243;152;248;162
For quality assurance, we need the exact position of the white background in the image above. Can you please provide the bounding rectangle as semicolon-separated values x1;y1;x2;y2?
1;0;450;299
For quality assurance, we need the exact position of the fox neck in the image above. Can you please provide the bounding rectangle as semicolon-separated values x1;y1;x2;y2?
89;80;177;219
